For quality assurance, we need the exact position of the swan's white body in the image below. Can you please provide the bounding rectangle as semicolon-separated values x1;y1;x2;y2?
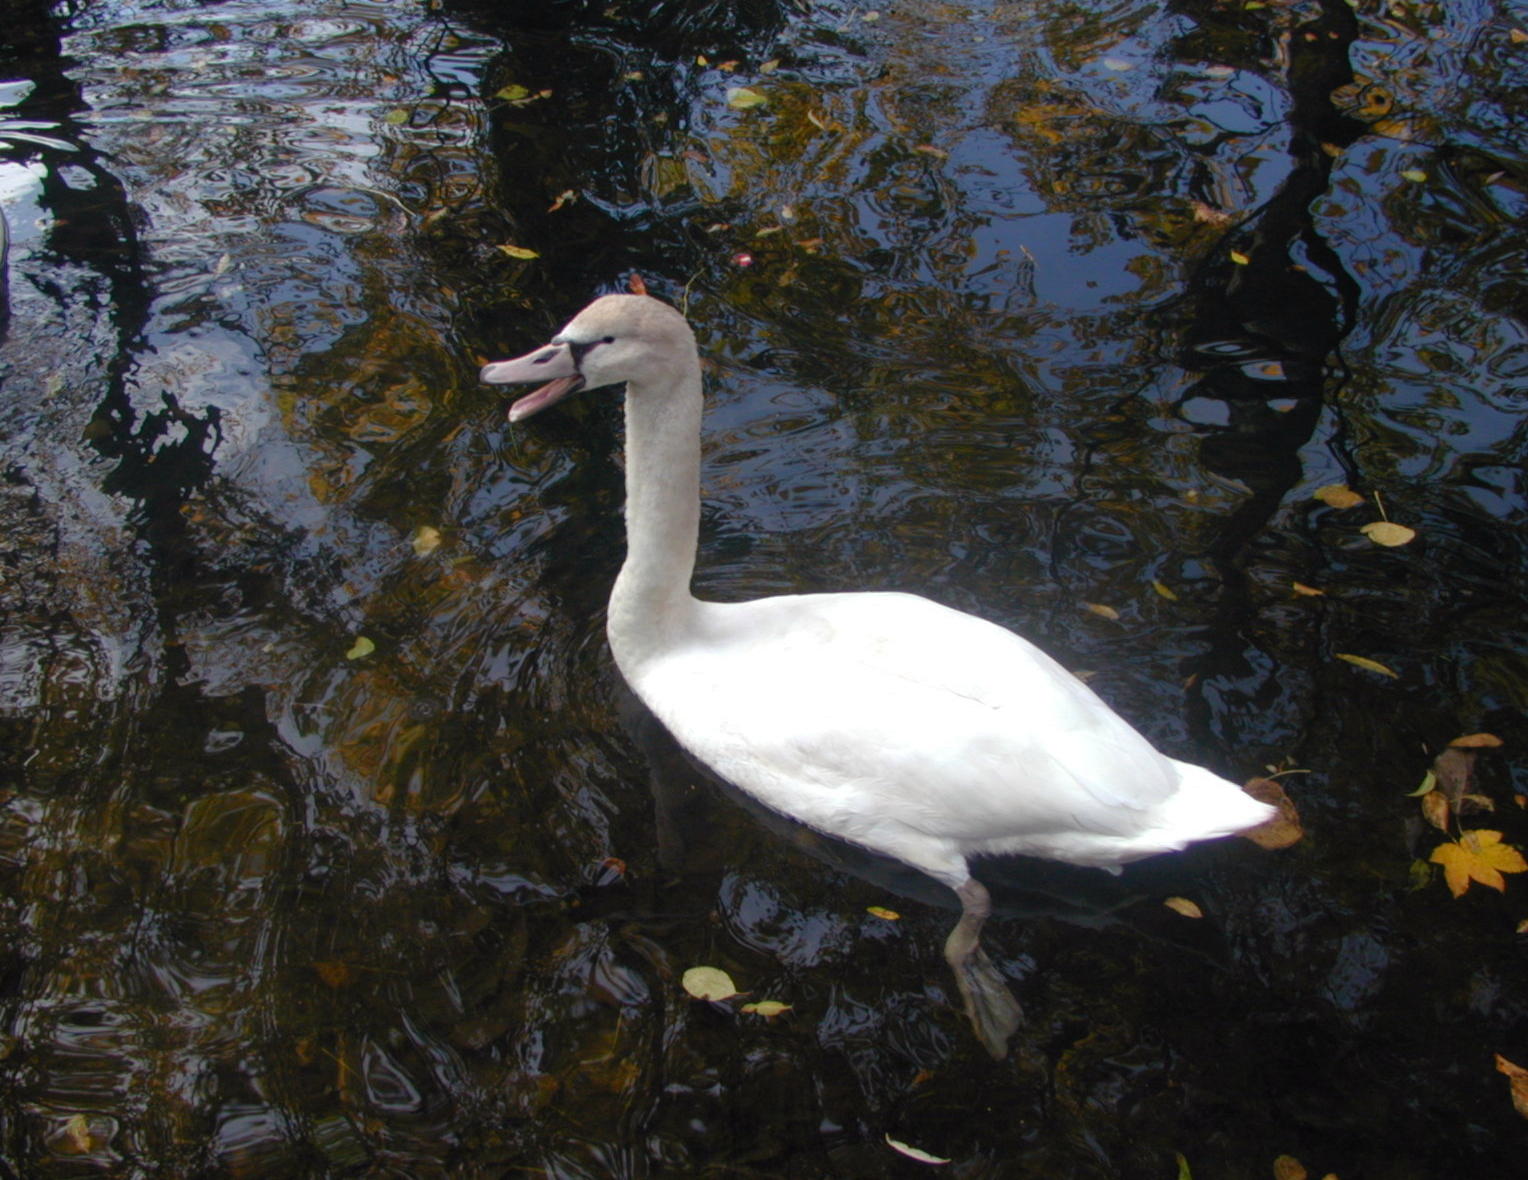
482;293;1274;1056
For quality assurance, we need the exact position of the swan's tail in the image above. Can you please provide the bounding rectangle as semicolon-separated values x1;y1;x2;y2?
1153;760;1278;846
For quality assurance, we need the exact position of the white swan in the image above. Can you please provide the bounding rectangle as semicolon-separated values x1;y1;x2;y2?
481;292;1276;1057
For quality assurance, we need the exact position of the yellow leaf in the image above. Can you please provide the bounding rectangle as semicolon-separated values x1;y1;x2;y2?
1406;769;1437;797
345;636;375;660
61;1113;94;1154
1229;249;1250;265
1163;896;1203;919
1082;602;1120;621
681;965;739;1001
1151;579;1179;602
1360;520;1416;546
497;244;540;260
1429;830;1528;898
740;1000;792;1017
726;86;768;110
1512;28;1528;45
1494;1053;1528;1118
494;84;531;102
866;905;901;921
1449;732;1503;749
884;1135;951;1165
383;108;409;125
1334;653;1397;678
1313;483;1364;508
411;525;442;556
1291;582;1326;597
1401;168;1427;183
759;58;780;74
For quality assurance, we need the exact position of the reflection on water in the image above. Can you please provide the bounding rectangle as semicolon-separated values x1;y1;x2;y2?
0;0;1525;1173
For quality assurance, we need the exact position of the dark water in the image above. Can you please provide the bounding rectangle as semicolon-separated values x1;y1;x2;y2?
1;0;1525;1174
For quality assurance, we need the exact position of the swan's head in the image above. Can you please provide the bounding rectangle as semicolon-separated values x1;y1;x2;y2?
480;293;695;422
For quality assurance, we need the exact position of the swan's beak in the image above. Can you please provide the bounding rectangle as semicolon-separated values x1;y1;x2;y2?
480;342;585;422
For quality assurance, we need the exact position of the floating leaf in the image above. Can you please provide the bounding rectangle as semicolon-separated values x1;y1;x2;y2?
1450;732;1504;749
1229;249;1250;265
681;965;739;1001
494;83;531;102
1429;830;1528;898
740;1000;792;1017
345;636;375;660
1495;1054;1528;1119
759;58;780;74
1272;1156;1308;1180
1407;769;1437;797
867;905;901;921
1401;168;1427;182
411;525;442;556
497;244;540;260
1291;581;1326;597
1334;653;1397;678
1163;896;1204;919
1420;789;1451;833
726;86;768;110
1175;1151;1192;1180
913;143;949;160
548;189;577;212
1407;858;1433;891
1360;520;1416;547
1241;777;1304;849
1512;28;1528;45
1151;579;1179;602
1313;483;1364;509
1102;57;1133;71
884;1135;951;1165
1191;200;1233;226
61;1113;94;1154
1082;602;1120;621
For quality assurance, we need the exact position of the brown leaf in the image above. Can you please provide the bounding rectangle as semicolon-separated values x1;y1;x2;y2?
313;960;354;989
1291;581;1326;597
1335;652;1398;678
1272;1153;1308;1180
1420;788;1451;833
1449;732;1504;749
1163;896;1204;919
1313;484;1364;509
1494;1053;1528;1118
1082;601;1120;621
1241;778;1304;849
1360;520;1417;547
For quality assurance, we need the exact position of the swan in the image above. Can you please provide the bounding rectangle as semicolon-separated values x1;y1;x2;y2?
480;292;1276;1058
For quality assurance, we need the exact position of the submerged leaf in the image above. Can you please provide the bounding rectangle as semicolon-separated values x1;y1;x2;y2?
884;1135;951;1165
1241;778;1304;849
1429;830;1528;898
1313;483;1364;509
1334;653;1397;678
726;86;768;110
681;965;739;1001
1495;1054;1528;1119
1360;520;1416;547
740;1000;792;1017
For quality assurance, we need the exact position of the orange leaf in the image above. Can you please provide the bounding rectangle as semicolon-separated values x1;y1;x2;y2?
1449;732;1504;749
1241;777;1304;849
1494;1054;1528;1119
1429;830;1528;898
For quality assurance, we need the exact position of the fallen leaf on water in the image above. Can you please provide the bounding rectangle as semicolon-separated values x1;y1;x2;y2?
345;636;375;660
1272;1155;1308;1180
1450;732;1504;749
867;905;901;920
314;960;354;988
547;189;577;212
759;58;780;74
1175;1151;1192;1180
1512;28;1528;45
1494;1053;1528;1118
1429;830;1528;898
1334;653;1397;678
494;84;531;101
497;244;539;260
1420;788;1451;833
1102;57;1133;71
1400;168;1427;182
1152;579;1179;602
1082;602;1120;621
1241;778;1304;849
1313;483;1364;509
1517;919;1528;934
1292;581;1326;597
681;966;739;1001
1360;520;1416;547
1406;769;1437;797
914;144;949;160
1229;249;1250;265
740;1000;792;1017
411;525;442;556
884;1135;951;1165
1164;897;1204;919
383;108;409;125
1191;200;1233;225
726;86;768;110
62;1113;94;1154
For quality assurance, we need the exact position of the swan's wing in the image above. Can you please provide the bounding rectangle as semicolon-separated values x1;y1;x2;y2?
641;593;1180;844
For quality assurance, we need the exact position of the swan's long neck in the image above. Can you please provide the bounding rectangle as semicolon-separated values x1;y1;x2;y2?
607;354;703;670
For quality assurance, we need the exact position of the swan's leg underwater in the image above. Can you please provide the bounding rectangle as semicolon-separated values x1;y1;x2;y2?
945;876;1023;1059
